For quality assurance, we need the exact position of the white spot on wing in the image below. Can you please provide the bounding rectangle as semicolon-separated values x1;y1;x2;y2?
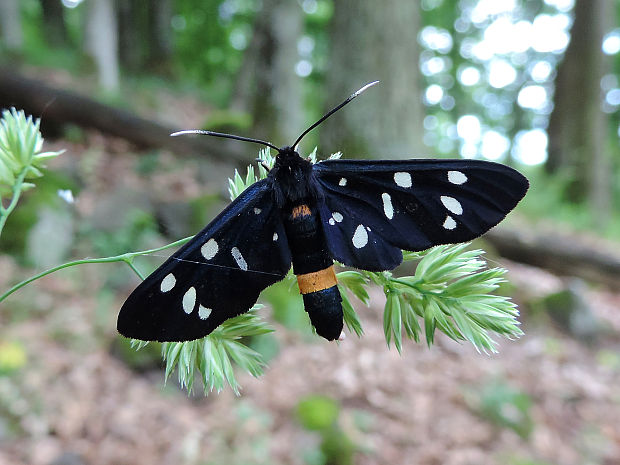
183;287;196;314
441;196;463;215
352;224;368;248
339;178;347;186
329;218;335;225
443;216;457;230
448;170;467;184
254;208;262;215
332;212;343;223
201;239;218;260
198;305;212;320
382;192;394;219
394;172;412;188
273;232;278;241
231;247;248;271
160;273;176;292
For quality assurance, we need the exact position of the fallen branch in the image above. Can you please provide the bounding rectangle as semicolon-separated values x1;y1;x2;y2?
485;226;620;289
0;67;247;163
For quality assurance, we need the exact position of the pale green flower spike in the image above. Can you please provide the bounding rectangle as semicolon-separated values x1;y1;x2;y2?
0;108;63;238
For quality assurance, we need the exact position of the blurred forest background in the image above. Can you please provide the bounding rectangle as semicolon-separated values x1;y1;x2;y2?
1;0;620;464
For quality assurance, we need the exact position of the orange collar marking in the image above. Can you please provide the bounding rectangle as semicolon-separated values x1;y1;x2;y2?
291;204;312;218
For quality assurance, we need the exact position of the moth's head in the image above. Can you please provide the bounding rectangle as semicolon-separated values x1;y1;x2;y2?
276;145;299;159
273;146;310;175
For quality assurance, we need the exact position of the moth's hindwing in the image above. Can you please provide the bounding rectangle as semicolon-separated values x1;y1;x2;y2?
313;159;529;271
117;180;291;342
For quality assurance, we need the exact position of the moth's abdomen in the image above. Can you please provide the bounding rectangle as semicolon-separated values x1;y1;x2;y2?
301;286;343;341
284;203;343;340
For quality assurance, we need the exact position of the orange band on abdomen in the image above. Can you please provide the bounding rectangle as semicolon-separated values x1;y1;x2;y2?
296;266;338;294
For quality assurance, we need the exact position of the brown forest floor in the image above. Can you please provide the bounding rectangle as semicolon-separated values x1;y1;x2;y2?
1;251;620;465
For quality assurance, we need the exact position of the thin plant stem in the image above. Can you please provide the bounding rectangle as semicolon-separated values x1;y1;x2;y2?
0;167;29;239
126;260;146;280
0;236;192;303
391;278;423;290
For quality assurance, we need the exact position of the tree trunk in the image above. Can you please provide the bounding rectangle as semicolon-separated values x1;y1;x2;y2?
39;0;68;46
0;0;23;50
588;0;613;227
84;0;120;92
321;0;425;159
117;0;143;71
546;0;612;225
146;0;173;73
230;0;303;144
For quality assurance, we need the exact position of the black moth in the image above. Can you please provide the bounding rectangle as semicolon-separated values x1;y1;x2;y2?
118;82;529;342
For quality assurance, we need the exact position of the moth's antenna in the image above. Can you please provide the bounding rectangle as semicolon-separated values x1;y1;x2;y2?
171;129;280;152
292;80;379;150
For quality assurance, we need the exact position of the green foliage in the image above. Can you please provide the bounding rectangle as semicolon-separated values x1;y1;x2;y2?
134;151;162;176
246;331;280;364
15;0;84;71
296;395;357;465
0;341;27;375
261;277;310;333
204;109;253;133
88;209;158;258
0;190;39;257
319;428;356;465
466;378;534;439
0;169;77;260
297;395;340;431
596;349;620;371
113;336;163;372
173;0;254;94
519;167;620;238
0;341;29;438
418;1;572;165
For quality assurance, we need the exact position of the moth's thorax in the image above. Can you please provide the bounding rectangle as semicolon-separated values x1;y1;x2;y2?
270;146;317;207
